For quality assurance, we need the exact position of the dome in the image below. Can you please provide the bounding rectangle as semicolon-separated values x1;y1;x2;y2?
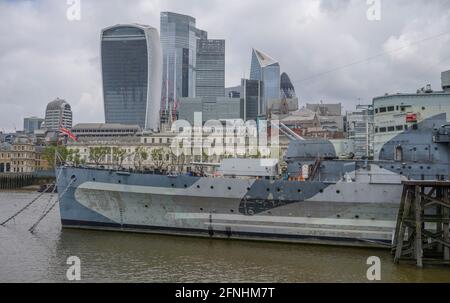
46;98;71;111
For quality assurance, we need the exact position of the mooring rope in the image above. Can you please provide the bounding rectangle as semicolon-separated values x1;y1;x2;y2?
28;178;76;234
28;197;58;234
0;191;46;226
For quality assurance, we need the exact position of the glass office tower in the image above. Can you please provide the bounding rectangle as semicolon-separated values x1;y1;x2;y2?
241;79;263;121
160;12;203;122
101;24;162;131
280;72;296;99
249;49;280;116
196;39;225;98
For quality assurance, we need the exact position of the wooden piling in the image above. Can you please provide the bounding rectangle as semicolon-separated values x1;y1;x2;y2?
393;181;450;267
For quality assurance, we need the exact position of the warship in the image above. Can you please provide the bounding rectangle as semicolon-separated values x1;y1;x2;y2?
56;74;450;248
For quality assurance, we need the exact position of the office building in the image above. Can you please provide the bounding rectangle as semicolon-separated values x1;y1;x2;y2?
241;79;263;121
249;49;280;115
372;70;450;160
178;97;242;125
160;12;203;122
196;39;225;97
44;98;72;131
23;117;44;134
71;123;142;140
280;72;296;99
101;24;162;130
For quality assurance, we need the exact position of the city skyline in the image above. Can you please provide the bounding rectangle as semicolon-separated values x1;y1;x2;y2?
1;0;450;131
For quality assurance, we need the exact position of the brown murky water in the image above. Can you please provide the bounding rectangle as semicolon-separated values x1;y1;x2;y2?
0;191;449;283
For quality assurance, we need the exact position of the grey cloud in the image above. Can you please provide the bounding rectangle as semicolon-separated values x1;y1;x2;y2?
0;0;449;131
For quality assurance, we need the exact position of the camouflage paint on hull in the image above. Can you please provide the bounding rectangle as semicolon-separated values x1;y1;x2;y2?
57;167;400;247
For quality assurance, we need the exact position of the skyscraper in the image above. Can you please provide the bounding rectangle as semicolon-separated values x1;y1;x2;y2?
44;98;72;131
280;72;296;99
23;117;44;134
196;39;225;98
101;24;162;131
249;49;280;116
160;12;203;122
241;79;263;121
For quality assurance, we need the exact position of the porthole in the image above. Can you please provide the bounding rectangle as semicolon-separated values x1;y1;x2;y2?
246;187;251;191
144;205;148;208
298;189;302;193
228;186;232;190
319;189;324;193
210;186;214;189
336;190;341;194
337;214;341;218
92;178;96;181
266;188;270;192
197;185;200;189
355;215;360;219
171;184;175;187
200;208;204;211
277;188;281;192
230;209;234;213
118;180;121;184
184;184;188;188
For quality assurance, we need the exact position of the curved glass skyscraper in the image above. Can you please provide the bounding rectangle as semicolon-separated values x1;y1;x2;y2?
250;49;280;116
101;24;162;131
280;72;296;99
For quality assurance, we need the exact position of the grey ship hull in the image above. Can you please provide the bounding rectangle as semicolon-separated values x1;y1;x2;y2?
57;166;401;247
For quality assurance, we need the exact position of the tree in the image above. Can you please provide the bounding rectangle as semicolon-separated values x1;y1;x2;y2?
89;147;110;167
66;148;83;166
133;146;148;170
42;144;70;169
112;147;127;169
151;148;165;171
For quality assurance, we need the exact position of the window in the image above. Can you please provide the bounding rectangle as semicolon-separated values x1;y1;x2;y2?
388;126;395;132
379;107;387;113
375;127;379;133
396;125;403;131
388;106;395;112
375;109;378;114
379;127;387;133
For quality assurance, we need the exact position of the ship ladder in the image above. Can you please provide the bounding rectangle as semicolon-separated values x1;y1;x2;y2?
308;158;321;181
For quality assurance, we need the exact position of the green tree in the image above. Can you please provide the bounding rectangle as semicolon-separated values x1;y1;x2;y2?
89;147;110;167
151;148;165;171
133;146;148;170
112;147;127;169
66;148;83;166
42;145;70;168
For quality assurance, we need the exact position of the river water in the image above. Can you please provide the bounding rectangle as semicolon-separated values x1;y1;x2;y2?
0;191;449;283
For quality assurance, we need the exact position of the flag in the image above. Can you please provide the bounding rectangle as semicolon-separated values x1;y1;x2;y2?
60;125;78;142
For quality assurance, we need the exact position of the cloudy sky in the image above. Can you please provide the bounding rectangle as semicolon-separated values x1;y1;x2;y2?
1;0;450;132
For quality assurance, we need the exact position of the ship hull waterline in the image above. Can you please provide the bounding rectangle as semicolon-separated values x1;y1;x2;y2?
57;167;400;248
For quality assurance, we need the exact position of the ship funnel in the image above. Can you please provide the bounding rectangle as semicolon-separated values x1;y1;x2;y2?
442;70;450;92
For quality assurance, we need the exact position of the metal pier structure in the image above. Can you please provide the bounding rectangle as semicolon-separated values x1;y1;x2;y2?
393;181;450;267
